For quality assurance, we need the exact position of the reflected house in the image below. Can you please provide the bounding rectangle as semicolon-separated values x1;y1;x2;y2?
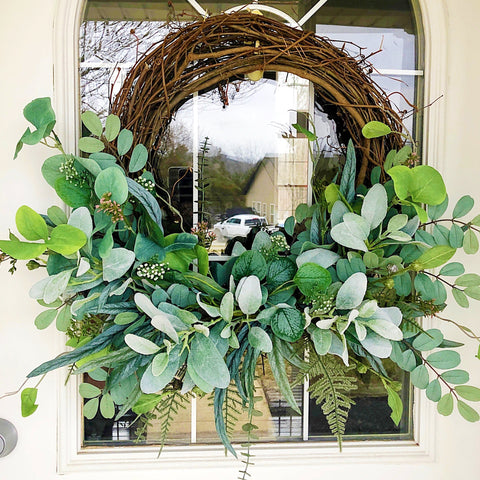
243;135;310;226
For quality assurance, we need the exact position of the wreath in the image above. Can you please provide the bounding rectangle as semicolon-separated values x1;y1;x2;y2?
1;13;479;479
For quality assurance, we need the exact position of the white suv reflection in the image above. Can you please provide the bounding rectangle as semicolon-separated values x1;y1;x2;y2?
213;214;267;240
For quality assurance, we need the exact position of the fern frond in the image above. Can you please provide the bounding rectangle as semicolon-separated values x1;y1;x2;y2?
153;390;191;456
225;385;243;440
304;351;357;449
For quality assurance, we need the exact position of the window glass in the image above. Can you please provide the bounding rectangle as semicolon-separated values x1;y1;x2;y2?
81;0;420;448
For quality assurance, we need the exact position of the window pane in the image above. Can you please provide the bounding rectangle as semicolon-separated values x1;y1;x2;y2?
80;0;419;448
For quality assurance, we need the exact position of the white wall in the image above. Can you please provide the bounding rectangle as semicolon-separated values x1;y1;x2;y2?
0;1;480;479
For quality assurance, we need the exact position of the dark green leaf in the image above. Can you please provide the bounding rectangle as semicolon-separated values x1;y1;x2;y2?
271;308;305;343
448;224;464;248
294;262;331;297
126;178;163;231
284;216;295;236
54;177;91;208
232;250;267;281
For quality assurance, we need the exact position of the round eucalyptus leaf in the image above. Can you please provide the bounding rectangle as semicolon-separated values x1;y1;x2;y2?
34;309;57;330
412;329;444;351
81;111;103;136
129;144;148;172
79;383;101;399
100;393;115;419
455;385;480;402
78;136;105;154
94;166;128;204
441;369;469;385
437;393;454;416
410;364;429;389
117;128;133;155
426;379;442;402
427;350;461;370
83;397;99;420
104;114;121;142
457;400;480;422
452;195;475;219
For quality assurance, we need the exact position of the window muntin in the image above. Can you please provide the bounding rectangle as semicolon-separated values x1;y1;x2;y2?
80;0;420;448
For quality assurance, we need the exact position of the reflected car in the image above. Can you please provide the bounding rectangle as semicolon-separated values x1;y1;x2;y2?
213;214;267;240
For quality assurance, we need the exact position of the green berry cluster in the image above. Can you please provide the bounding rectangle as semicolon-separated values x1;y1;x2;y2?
137;177;155;192
59;157;89;186
136;261;170;282
311;293;335;315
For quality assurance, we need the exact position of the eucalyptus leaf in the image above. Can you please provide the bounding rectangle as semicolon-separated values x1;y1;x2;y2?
457;400;480;422
463;229;479;255
94;166;128;204
129;144;148;173
78;137;105;154
426;350;461;369
411;364;429;389
437;393;454;416
81;111;103;136
452;195;474;218
104;114;121;142
426;379;442;402
117;129;133;155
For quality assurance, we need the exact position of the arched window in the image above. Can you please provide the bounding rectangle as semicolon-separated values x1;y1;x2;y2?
78;0;422;450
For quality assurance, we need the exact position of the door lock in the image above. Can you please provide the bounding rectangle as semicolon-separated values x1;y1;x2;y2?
0;419;18;458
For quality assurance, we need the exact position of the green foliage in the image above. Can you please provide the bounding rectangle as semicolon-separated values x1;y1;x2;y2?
302;351;357;448
6;98;480;464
